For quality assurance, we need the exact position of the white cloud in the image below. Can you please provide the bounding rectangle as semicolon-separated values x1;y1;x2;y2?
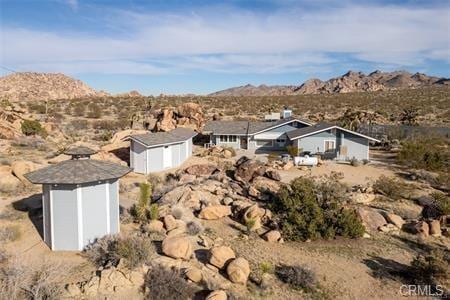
2;2;449;75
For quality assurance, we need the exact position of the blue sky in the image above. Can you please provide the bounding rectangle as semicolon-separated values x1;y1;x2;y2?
1;0;449;95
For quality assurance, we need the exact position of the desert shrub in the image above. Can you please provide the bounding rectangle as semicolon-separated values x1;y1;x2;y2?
349;157;361;167
397;137;449;172
72;102;86;116
27;103;47;114
131;182;153;223
147;174;163;193
286;145;299;157
0;225;21;242
373;175;412;200
96;131;113;142
267;152;279;162
275;264;317;292
21;119;47;137
430;192;450;216
144;265;200;300
436;172;450;190
149;203;159;221
259;262;273;274
271;177;364;241
92;120;127;131
171;206;184;220
315;175;348;205
245;217;257;233
186;220;204;235
86;103;102;119
68;119;88;130
84;234;154;270
0;259;64;300
411;249;449;285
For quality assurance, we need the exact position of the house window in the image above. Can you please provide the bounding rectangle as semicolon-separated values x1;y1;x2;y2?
324;140;335;152
276;138;286;143
219;135;237;143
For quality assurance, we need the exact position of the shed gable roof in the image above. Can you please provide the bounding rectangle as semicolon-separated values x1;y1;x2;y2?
128;127;197;147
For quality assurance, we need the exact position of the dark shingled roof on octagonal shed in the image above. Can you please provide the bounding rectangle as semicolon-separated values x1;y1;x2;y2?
64;146;97;156
127;127;197;147
24;159;131;184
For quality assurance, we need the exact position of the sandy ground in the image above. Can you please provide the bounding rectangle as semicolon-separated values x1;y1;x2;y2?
205;217;426;300
278;160;397;186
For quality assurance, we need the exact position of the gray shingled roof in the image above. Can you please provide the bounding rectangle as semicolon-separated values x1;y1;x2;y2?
286;122;380;141
129;127;197;147
24;159;131;184
64;146;97;156
203;121;249;135
203;117;311;136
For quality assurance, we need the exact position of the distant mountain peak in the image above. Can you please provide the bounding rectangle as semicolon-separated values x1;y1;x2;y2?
209;70;448;97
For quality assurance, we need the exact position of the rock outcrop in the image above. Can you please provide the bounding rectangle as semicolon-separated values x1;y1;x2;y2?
162;236;192;259
226;258;250;284
209;246;236;269
154;102;205;132
0;72;108;101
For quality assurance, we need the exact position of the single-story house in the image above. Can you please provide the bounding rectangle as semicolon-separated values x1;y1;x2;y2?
287;123;379;160
127;127;197;174
24;146;131;251
203;117;312;150
203;112;380;160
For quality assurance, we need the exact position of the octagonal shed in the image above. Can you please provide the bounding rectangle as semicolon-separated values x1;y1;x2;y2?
24;146;131;251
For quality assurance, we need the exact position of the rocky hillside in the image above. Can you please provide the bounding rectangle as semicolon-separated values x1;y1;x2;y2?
0;72;109;101
210;70;450;96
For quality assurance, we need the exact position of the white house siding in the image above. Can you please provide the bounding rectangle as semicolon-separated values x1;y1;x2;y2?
51;184;79;251
131;141;147;174
81;183;108;246
42;184;51;248
146;146;164;172
108;180;120;234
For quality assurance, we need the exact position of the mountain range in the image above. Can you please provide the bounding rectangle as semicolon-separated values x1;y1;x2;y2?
209;70;449;97
0;70;448;101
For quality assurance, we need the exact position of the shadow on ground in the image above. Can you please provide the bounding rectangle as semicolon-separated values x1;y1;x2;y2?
12;193;43;240
362;255;413;283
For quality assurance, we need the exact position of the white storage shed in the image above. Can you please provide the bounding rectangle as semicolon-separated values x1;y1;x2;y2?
24;146;131;251
127;127;197;174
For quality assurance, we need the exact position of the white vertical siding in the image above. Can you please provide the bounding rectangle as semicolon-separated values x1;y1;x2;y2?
108;180;119;234
131;141;147;173
81;183;108;246
42;184;51;248
51;184;79;250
